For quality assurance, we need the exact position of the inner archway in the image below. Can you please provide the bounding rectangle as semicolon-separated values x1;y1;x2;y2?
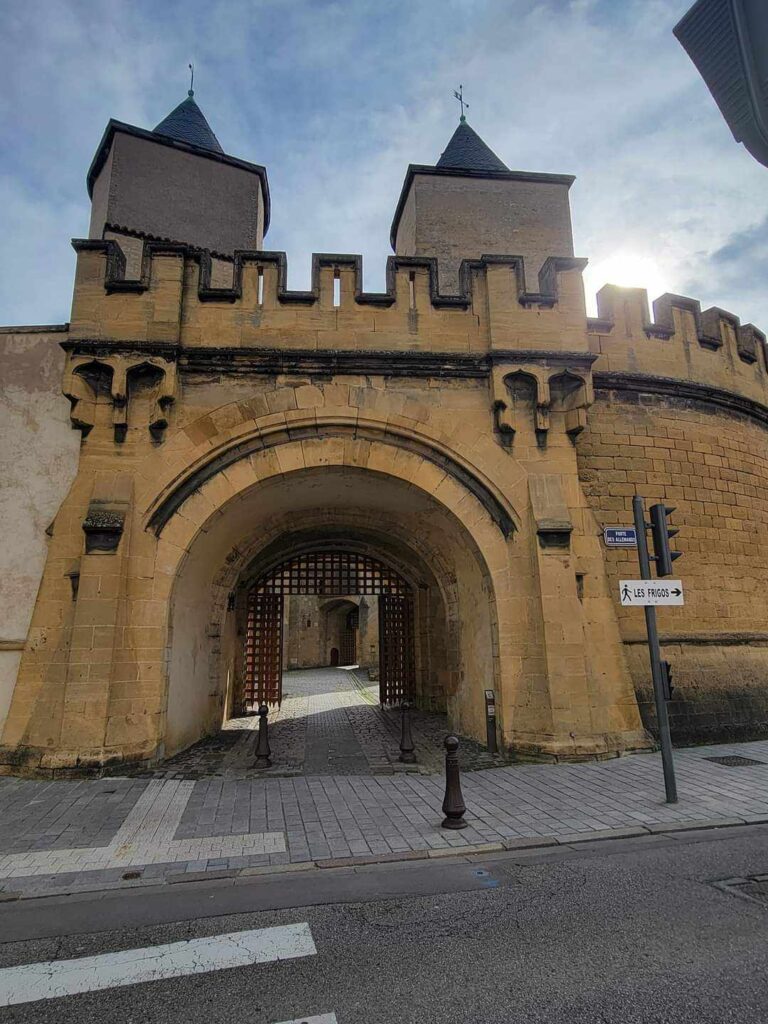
320;599;360;668
164;461;505;765
243;550;415;707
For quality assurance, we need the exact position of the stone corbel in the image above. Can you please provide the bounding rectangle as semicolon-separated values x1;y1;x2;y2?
528;473;573;549
110;360;129;443
82;474;132;554
63;368;97;437
148;360;177;439
535;376;551;434
490;366;516;435
63;558;81;599
63;351;177;443
564;407;587;435
82;505;126;553
491;364;551;439
548;369;594;438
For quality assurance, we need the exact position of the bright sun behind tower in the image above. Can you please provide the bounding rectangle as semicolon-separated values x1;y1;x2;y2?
586;250;669;305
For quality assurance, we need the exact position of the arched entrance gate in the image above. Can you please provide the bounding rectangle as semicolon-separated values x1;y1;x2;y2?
244;551;415;707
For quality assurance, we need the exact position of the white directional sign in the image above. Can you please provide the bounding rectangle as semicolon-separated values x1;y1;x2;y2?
619;580;684;606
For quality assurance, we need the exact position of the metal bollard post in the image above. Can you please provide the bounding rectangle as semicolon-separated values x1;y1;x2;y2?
399;699;416;763
254;703;272;768
441;735;468;829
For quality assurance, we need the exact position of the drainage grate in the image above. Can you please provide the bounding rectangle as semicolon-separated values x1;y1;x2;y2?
704;755;766;767
713;876;768;908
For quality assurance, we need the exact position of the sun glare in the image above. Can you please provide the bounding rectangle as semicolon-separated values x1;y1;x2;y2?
584;251;669;308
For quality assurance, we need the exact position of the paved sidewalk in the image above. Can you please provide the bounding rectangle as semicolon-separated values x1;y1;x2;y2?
2;737;768;899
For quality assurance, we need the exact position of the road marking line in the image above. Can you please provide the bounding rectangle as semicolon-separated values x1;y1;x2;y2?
0;923;316;1006
274;1016;338;1024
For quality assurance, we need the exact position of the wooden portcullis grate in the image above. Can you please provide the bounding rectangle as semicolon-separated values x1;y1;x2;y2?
252;550;410;597
244;550;415;707
379;595;415;706
243;591;283;706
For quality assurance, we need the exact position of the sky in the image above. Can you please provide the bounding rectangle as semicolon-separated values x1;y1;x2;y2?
1;0;767;329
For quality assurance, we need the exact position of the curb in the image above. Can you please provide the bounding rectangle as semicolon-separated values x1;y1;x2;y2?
3;814;768;902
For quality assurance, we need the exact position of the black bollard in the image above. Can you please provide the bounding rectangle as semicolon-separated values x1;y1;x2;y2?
254;703;272;767
399;699;416;763
441;734;468;829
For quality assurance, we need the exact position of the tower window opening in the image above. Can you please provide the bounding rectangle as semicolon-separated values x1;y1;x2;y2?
409;270;416;310
257;267;264;306
333;271;341;308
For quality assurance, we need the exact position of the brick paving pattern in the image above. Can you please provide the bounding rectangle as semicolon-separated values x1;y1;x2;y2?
2;669;768;899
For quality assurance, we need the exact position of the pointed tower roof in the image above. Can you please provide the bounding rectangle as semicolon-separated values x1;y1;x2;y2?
153;91;224;154
436;119;509;173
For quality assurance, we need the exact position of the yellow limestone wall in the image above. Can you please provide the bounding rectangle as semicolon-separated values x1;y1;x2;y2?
581;285;768;743
1;239;766;774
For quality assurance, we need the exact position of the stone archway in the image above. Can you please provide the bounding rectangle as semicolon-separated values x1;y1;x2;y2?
163;461;503;758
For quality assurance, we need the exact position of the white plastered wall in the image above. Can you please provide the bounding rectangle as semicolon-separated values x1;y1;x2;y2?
0;330;80;733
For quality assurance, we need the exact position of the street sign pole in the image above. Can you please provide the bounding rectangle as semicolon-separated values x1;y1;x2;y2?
632;496;678;804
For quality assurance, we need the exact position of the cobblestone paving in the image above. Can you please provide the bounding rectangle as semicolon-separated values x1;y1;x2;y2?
138;668;509;780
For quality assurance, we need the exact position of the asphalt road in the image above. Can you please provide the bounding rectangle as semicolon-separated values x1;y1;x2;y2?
1;824;768;1023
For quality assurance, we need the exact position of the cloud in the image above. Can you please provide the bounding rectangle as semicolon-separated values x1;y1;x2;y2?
682;216;768;325
1;0;767;329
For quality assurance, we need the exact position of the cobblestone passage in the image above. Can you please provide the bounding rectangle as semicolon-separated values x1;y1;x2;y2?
145;668;508;780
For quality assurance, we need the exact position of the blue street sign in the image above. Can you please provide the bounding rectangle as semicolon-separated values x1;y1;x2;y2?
604;527;637;548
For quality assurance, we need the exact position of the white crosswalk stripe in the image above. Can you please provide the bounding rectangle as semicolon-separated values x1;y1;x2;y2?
273;1016;338;1023
0;780;286;880
0;923;316;1006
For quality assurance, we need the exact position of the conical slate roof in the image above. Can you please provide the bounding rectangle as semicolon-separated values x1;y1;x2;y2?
153;92;223;154
436;120;508;173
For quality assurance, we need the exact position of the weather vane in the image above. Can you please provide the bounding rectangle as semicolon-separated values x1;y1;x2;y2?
453;84;468;122
188;63;194;97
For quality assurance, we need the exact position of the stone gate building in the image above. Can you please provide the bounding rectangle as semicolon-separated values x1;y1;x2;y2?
2;90;768;775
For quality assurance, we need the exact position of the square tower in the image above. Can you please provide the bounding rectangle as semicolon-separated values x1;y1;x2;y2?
391;119;574;293
86;91;269;268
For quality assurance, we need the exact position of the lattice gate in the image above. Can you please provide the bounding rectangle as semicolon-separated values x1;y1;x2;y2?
243;551;415;707
379;596;415;705
243;592;283;706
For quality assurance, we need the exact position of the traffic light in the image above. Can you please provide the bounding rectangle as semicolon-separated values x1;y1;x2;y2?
650;503;682;577
661;660;675;702
674;0;768;169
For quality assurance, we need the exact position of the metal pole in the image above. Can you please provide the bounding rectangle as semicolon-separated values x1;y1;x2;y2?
633;496;678;803
254;703;272;768
485;691;498;753
399;699;416;763
441;735;468;829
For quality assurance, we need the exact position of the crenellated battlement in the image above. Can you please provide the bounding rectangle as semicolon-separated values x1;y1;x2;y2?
71;236;586;308
68;236;591;355
590;285;766;364
588;283;768;412
63;236;768;423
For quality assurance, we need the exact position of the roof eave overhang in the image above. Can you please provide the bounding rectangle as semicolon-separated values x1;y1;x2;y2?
389;163;576;250
86;119;272;235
